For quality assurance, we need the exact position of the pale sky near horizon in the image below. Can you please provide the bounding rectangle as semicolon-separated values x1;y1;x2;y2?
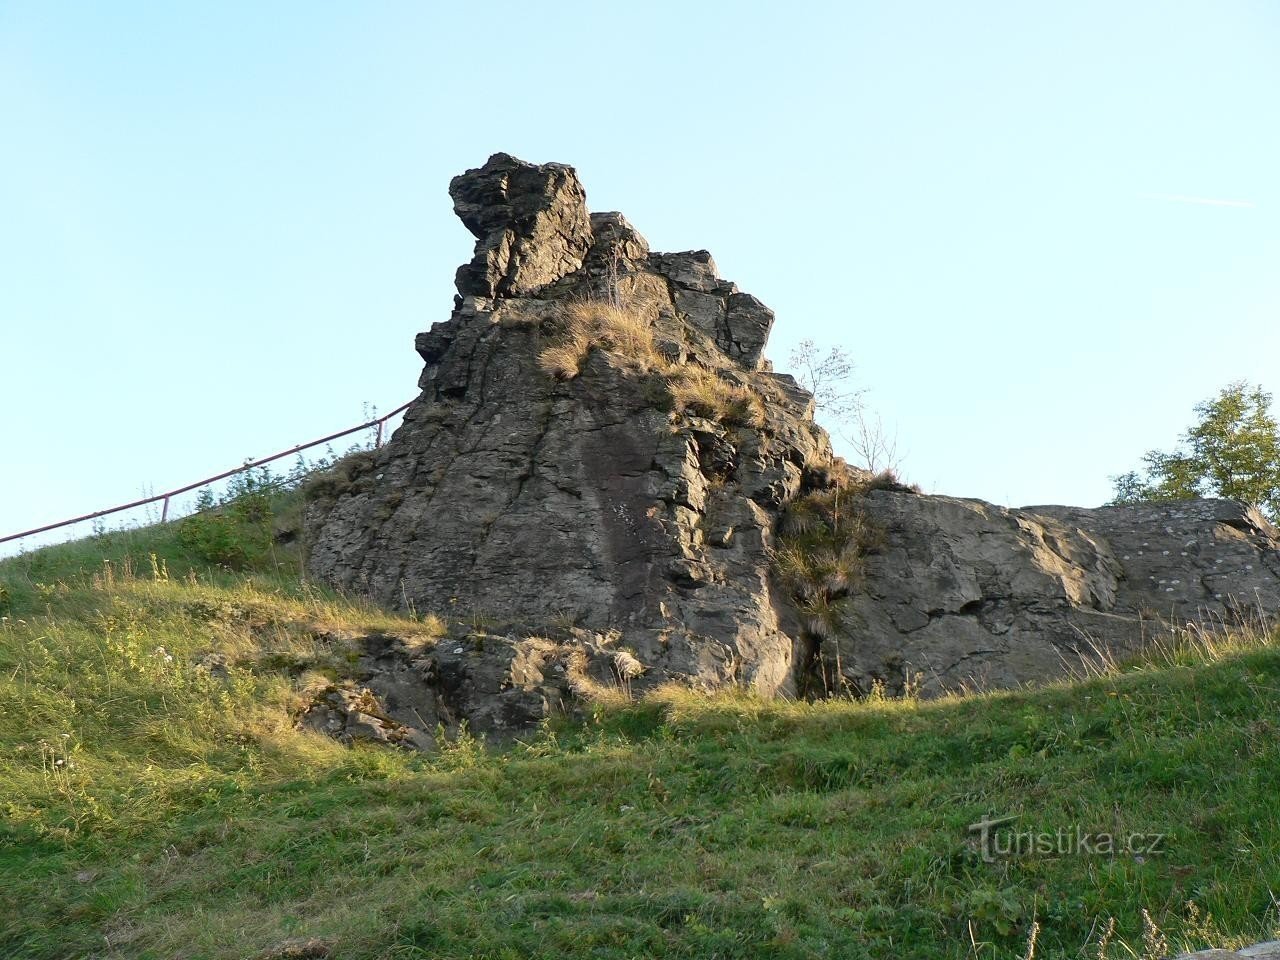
1;1;1277;551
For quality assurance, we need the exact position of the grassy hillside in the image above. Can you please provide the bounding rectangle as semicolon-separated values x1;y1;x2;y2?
2;497;1279;959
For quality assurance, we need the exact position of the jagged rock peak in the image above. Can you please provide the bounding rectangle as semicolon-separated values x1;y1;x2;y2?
445;153;776;368
448;153;593;299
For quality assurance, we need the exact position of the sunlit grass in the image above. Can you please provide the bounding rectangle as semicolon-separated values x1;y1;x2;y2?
2;519;1280;958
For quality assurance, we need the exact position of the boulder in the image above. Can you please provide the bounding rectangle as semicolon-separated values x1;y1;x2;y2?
1176;941;1280;959
449;152;593;298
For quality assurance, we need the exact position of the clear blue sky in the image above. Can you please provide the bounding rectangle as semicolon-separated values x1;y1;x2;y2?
2;1;1276;549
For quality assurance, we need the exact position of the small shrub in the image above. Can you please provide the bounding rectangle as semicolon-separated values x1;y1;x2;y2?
178;512;260;569
953;884;1025;939
177;474;278;570
223;467;275;525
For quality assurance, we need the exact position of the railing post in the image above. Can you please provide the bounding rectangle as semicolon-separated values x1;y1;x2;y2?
161;496;170;523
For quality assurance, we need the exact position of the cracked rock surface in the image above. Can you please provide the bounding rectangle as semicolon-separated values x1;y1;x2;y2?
305;152;1280;727
306;153;833;701
836;494;1280;696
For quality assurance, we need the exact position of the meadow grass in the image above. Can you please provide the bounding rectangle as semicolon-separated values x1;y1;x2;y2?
2;516;1280;958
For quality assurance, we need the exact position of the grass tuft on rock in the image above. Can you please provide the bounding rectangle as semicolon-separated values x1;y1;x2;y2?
773;479;882;636
536;298;767;429
667;365;766;428
537;299;667;379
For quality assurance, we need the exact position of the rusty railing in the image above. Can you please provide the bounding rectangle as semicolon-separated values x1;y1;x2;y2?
0;400;414;548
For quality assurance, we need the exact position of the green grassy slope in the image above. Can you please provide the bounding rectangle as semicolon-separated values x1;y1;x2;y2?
2;505;1279;959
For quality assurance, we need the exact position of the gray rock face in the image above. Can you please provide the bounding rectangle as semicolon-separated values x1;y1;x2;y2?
307;154;835;703
306;152;1280;732
648;251;774;369
449;153;592;298
296;631;579;747
829;494;1280;696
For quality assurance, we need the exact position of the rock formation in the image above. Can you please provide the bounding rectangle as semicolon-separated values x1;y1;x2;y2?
307;152;837;714
839;495;1280;696
304;153;1280;739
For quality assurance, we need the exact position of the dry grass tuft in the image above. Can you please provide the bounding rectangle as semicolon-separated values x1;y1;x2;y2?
864;468;922;494
538;300;665;379
538;342;589;380
668;366;766;427
535;297;769;430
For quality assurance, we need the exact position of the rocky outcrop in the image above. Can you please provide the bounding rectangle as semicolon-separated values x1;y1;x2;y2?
307;153;836;707
825;494;1280;696
294;626;671;747
305;153;1280;733
295;631;582;746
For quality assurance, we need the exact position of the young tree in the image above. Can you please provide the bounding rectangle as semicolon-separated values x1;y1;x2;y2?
787;340;864;425
1111;381;1280;520
786;340;907;476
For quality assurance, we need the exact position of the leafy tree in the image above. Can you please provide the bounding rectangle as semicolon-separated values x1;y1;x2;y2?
1111;381;1280;519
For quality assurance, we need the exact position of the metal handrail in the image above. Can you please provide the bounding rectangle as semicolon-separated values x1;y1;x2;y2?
0;400;415;547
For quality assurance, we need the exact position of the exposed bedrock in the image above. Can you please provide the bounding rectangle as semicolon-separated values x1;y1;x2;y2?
304;153;1280;732
837;495;1280;697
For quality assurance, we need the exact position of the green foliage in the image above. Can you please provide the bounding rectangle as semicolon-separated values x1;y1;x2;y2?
177;470;276;569
1113;381;1280;519
952;884;1025;937
0;489;310;620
